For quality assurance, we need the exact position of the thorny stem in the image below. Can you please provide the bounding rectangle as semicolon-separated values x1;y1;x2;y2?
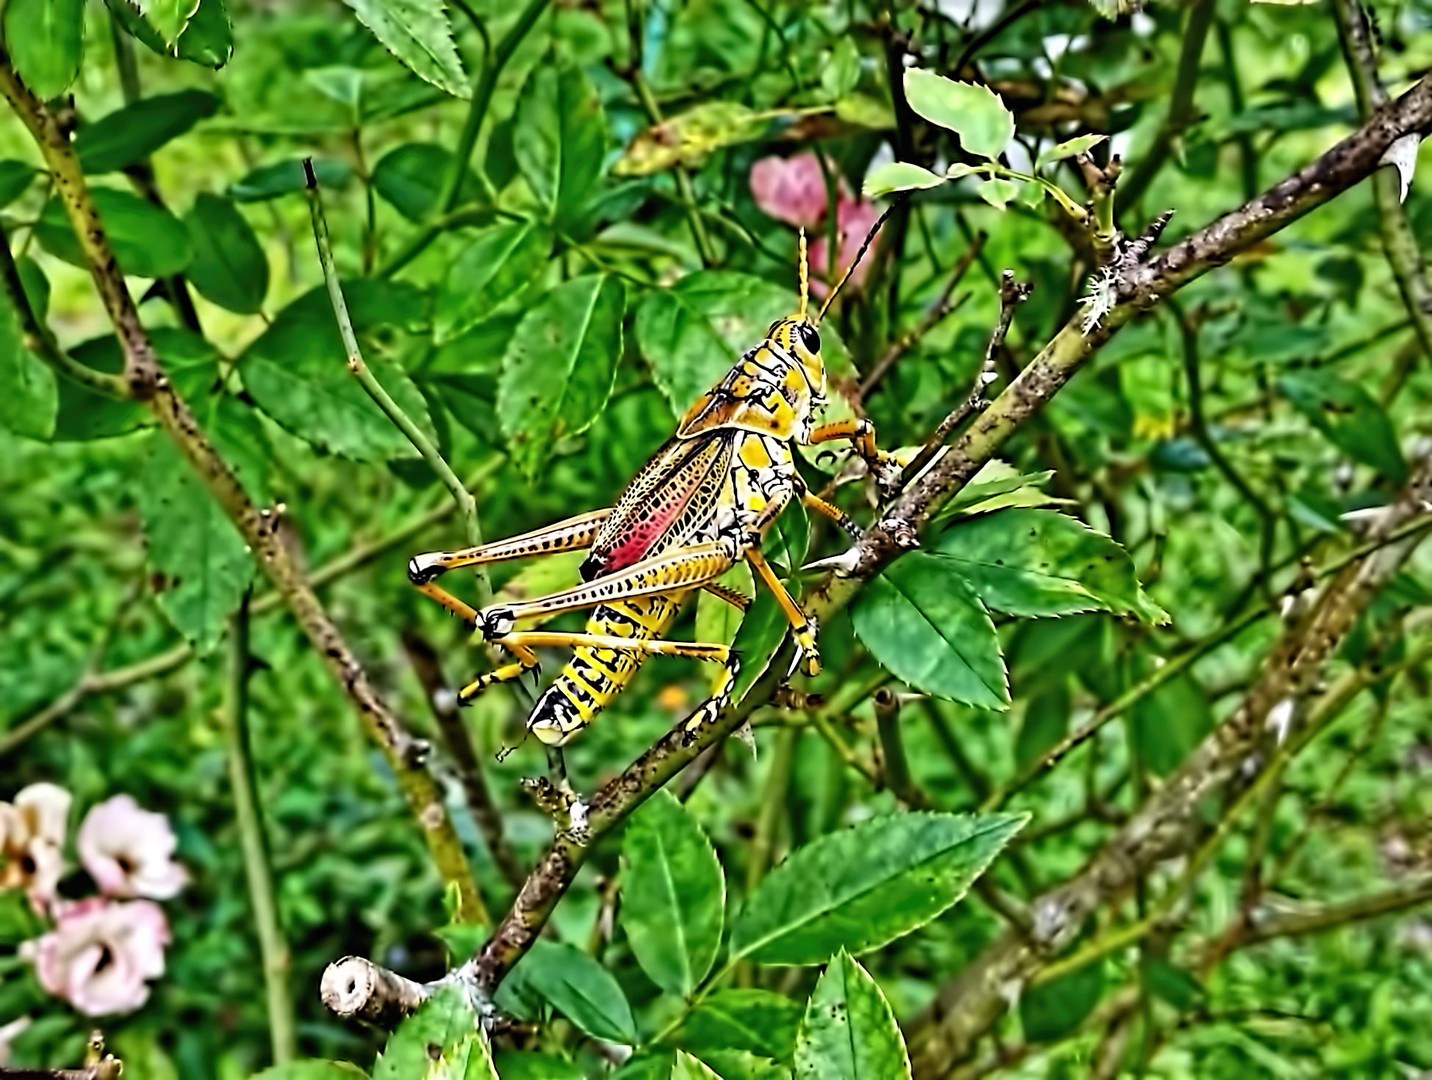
1332;0;1432;361
222;598;300;1062
901;271;1029;486
304;160;491;599
0;48;485;924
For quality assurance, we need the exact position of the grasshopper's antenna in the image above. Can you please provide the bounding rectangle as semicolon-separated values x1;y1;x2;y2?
815;203;896;324
798;227;810;320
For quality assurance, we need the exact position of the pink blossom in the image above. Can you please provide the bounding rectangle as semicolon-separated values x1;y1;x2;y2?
23;897;170;1016
1;783;72;908
750;153;837;229
78;796;187;900
809;196;884;298
0;1016;31;1065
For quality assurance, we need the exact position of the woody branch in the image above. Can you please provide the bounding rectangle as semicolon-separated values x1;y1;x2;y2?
0;44;489;926
320;71;1432;1026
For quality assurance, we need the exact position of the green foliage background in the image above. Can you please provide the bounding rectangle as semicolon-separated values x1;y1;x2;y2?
3;0;1432;1075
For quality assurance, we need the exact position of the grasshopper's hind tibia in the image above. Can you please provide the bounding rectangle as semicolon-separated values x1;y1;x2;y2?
746;548;821;676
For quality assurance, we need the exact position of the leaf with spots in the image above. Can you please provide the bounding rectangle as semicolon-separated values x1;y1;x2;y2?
794;951;910;1080
374;984;497;1080
497;939;638;1045
498;274;625;479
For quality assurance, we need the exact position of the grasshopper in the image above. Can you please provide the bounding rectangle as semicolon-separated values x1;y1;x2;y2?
409;217;898;749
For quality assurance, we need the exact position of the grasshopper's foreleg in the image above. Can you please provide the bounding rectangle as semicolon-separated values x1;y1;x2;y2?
805;418;902;496
746;547;821;676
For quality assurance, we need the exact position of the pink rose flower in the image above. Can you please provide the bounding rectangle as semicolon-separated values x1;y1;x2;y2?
0;783;72;908
809;196;884;298
23;897;170;1016
750;153;837;229
78;796;187;900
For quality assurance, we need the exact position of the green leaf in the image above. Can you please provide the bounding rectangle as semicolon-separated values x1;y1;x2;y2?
104;0;232;68
35;189;193;279
975;177;1020;209
0;889;46;946
515;61;607;227
132;0;202;45
371;142;482;222
184;193;269;314
861;161;946;198
794;951;910;1080
250;1064;369;1080
852;553;1009;709
1143;958;1205;1010
241;280;438;462
0;161;35;208
635;271;854;420
0;284;57;441
1036;133;1107;170
937;462;1057;520
695;564;754;650
765;503;809;577
497;274;624;478
677;988;803;1063
902;70;1014;160
1019;957;1105;1042
729;811;1026;965
620;789;725;997
74;90;221;174
697;1050;791;1080
340;0;470;98
3;0;85;99
137;431;255;653
820;38;861;101
230;158;353;202
492;1051;585;1080
1129;669;1213;775
1015;680;1068;772
1278;369;1407;483
375;985;496;1080
501;939;638;1044
932;508;1139;619
727;587;785;704
672;1051;724;1080
435;222;551;342
612;1053;677;1080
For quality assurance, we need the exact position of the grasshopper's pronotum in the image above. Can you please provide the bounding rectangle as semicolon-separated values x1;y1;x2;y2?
409;215;899;749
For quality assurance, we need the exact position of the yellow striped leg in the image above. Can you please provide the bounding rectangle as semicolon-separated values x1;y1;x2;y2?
473;542;737;639
800;489;862;540
408;507;612;585
806;418;901;493
746;547;820;676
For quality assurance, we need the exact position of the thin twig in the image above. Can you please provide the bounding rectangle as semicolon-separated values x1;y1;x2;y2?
0;49;483;924
402;631;525;891
222;596;300;1061
901;271;1029;486
1332;0;1432;361
304;160;490;600
858;232;985;398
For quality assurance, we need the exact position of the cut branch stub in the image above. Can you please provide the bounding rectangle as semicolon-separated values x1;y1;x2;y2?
321;955;431;1029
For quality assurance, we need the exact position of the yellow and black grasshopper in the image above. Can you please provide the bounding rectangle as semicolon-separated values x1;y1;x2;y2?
409;218;898;748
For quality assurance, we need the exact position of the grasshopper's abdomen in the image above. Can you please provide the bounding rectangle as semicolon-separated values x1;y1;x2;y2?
527;593;684;746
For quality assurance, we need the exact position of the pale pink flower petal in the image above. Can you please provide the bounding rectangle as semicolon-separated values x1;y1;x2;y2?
1;783;72;908
24;897;170;1017
78;796;187;900
750;153;832;228
810;196;884;298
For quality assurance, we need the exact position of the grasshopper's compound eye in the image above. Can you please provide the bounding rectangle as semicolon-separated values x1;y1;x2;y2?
798;324;821;354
